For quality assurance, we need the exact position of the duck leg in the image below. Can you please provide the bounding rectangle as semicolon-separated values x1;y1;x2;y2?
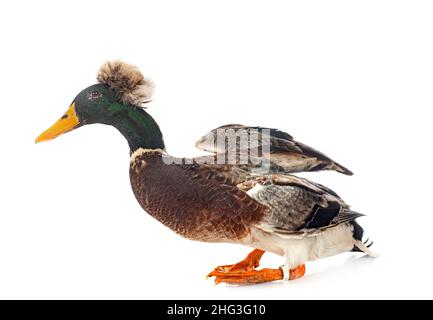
288;264;306;280
208;265;305;284
208;249;265;274
207;249;306;284
209;268;284;284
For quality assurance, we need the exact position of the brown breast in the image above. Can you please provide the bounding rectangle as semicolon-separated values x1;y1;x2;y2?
129;150;266;242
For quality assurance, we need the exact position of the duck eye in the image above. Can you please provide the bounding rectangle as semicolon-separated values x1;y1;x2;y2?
87;90;102;100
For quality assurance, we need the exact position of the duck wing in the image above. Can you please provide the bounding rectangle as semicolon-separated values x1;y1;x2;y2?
195;124;353;175
238;174;363;238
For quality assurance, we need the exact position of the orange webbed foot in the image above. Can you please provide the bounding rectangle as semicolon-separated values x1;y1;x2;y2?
289;264;306;280
211;268;284;284
207;249;306;285
207;249;265;275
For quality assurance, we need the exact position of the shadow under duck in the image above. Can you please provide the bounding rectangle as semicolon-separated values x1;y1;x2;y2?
36;61;375;284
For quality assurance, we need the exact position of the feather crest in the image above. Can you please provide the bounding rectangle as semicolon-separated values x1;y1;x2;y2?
97;60;154;107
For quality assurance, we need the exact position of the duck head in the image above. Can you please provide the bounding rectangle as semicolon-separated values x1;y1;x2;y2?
35;61;164;153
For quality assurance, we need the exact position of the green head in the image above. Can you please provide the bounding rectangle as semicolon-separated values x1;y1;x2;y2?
74;83;123;125
35;61;165;153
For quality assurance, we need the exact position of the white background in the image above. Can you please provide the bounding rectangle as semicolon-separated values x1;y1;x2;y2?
0;0;432;299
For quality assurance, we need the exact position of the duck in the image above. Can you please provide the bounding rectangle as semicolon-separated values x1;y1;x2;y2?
35;61;375;284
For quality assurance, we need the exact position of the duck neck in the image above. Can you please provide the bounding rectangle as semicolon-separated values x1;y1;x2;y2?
109;104;165;154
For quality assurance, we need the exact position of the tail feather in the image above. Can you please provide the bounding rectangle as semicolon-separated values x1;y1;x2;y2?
351;220;378;257
353;239;379;258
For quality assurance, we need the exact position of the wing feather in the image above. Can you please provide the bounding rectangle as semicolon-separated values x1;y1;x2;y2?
195;124;353;175
243;174;361;238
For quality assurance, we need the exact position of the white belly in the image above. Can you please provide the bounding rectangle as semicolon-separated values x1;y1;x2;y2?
246;223;355;269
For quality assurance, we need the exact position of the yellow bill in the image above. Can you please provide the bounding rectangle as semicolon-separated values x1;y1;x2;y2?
35;102;80;143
